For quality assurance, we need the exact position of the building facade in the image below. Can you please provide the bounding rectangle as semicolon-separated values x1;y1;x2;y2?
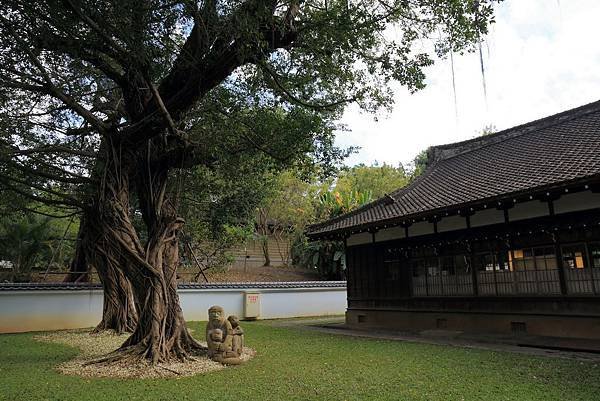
307;101;600;341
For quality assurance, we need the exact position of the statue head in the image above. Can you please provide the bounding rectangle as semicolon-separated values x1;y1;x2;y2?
208;305;225;323
209;328;223;342
228;315;240;328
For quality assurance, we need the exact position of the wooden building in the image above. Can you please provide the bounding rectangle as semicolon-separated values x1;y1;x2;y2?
307;101;600;341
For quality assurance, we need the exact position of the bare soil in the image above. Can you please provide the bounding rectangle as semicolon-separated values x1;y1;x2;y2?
32;265;322;284
195;264;322;283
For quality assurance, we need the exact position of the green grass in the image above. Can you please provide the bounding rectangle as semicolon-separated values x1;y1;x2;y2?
1;321;599;401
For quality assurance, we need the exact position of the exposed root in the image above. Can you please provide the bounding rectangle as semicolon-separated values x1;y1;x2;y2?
83;340;207;366
34;329;255;379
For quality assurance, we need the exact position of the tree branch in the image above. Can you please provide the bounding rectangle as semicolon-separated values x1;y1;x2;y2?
123;0;298;145
259;62;356;111
0;178;83;208
0;16;110;135
10;145;96;158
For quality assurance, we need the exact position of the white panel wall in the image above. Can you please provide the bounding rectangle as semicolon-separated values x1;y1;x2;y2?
259;289;347;319
437;215;467;233
374;226;405;242
509;200;549;222
0;286;347;334
470;208;505;227
0;290;103;333
408;221;434;237
346;232;372;246
554;191;600;214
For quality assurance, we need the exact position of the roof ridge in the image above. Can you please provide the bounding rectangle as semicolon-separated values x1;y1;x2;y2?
429;99;600;163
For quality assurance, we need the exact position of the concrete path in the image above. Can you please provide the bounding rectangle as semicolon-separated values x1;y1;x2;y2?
267;316;600;362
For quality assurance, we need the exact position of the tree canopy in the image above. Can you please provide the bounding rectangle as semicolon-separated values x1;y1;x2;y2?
0;0;500;365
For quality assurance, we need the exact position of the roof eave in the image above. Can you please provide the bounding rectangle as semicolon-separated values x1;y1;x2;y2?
306;175;600;241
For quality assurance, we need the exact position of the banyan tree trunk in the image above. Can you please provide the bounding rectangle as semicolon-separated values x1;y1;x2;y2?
90;143;202;364
114;160;202;364
91;249;138;334
64;208;138;333
63;221;89;283
118;213;200;363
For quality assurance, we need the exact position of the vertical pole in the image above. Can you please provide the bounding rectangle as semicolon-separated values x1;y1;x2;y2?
553;232;567;295
585;242;597;295
492;252;498;295
469;242;478;296
438;251;443;296
424;255;429;296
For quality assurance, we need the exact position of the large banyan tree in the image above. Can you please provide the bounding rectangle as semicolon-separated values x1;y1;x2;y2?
0;0;498;364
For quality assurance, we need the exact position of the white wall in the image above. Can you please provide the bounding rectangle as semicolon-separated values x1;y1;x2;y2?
509;200;549;221
437;215;467;233
408;221;434;237
554;190;600;214
0;290;103;333
470;208;505;227
0;285;347;333
346;232;372;246
374;226;405;242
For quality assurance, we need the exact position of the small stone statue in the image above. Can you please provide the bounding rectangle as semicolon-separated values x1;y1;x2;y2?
208;328;224;343
206;305;232;358
205;306;244;365
228;315;245;356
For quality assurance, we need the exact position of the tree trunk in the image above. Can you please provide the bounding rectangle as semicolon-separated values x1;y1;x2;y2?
262;237;271;267
90;142;202;364
63;192;138;334
63;222;89;283
118;213;200;363
90;239;139;334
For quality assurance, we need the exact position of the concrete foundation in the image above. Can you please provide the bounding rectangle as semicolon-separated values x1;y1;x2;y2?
346;308;600;341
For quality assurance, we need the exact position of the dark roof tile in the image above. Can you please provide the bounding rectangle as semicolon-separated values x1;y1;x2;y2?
308;100;600;237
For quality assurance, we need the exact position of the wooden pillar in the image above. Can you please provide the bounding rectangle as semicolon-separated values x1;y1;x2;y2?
468;241;478;296
459;209;477;296
543;192;567;295
553;232;568;295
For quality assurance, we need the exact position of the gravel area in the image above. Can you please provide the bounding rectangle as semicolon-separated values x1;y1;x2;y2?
34;329;255;379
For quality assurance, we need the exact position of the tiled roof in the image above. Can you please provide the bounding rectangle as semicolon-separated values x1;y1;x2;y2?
307;100;600;238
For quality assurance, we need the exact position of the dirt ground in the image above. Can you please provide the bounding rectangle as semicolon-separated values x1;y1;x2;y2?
198;264;322;283
29;264;323;284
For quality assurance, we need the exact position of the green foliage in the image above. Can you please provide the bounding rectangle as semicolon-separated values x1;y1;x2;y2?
264;163;417;276
291;237;346;279
317;189;373;219
258;171;320;231
410;149;430;179
177;157;272;273
479;124;498;136
0;0;500;212
335;163;409;199
0;214;54;281
2;322;600;401
0;0;500;283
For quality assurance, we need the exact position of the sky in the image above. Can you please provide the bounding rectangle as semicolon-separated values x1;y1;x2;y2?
336;0;600;168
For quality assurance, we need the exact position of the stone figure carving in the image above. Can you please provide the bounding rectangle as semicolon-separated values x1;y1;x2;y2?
228;315;245;356
206;305;232;358
205;306;245;365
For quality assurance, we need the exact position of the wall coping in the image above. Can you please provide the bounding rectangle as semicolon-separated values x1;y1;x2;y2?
0;281;347;292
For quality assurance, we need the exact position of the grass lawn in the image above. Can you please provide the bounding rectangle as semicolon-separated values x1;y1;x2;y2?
1;321;599;401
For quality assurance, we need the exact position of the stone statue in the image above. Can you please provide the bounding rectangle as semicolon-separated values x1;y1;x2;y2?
206;305;233;358
205;306;244;365
228;315;245;356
